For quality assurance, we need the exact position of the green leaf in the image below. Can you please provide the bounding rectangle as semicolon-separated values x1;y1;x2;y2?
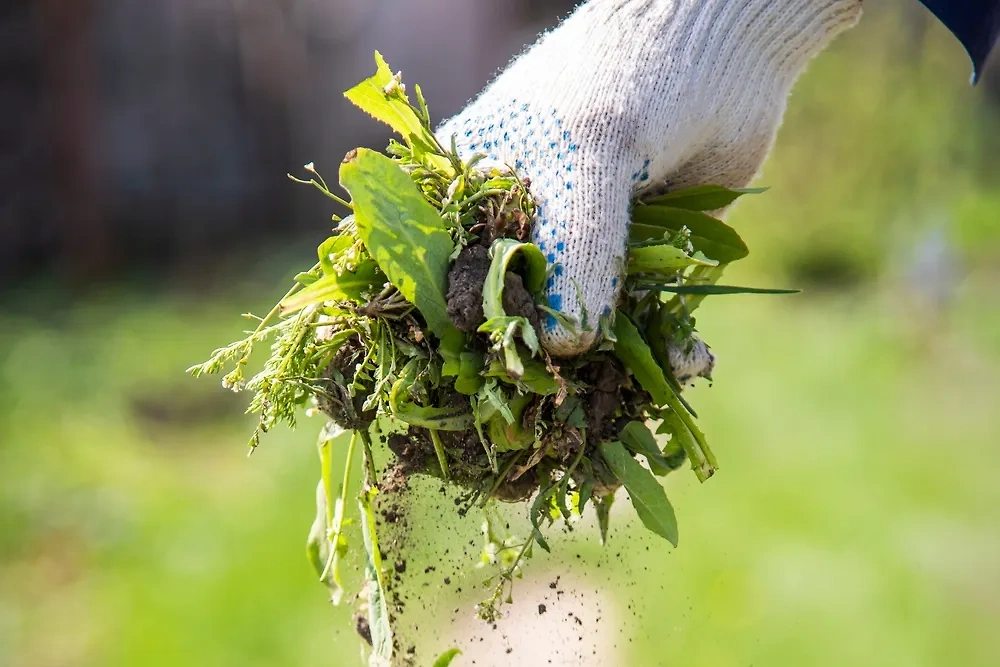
598;441;678;546
294;271;319;287
340;149;456;338
620;421;673;476
577;476;596;515
612;312;671;407
389;363;473;431
657;414;695;471
635;284;800;296
611;314;716;480
344;52;433;148
529;484;557;552
477;239;547;378
359;488;393;664
595;493;614;545
306;488;327;579
484;357;561;396
628;244;718;274
433;649;462;667
486;393;534;452
482;239;549;320
455;351;486;395
280;260;382;313
440;328;465;377
642;184;766;211
630;206;749;264
478;316;539;379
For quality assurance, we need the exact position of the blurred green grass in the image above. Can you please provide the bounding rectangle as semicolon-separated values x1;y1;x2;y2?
0;293;356;666
4;3;1000;665
3;275;998;666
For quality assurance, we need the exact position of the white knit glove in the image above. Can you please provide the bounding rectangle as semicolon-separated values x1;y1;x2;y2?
438;0;861;356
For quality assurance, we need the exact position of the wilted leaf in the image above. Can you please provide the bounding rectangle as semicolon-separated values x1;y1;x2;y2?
340;149;456;337
598;441;678;546
630;206;749;264
642;184;766;211
479;316;539;378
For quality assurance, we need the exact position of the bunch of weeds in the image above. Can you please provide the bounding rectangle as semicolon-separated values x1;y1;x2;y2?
189;53;794;666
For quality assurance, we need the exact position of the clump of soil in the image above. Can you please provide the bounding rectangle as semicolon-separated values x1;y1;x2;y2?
446;220;543;335
502;272;541;332
446;244;491;332
580;358;630;444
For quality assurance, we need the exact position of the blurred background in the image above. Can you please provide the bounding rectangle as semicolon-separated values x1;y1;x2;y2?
2;0;999;665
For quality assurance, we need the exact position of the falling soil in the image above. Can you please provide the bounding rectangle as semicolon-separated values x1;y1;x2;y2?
364;475;632;666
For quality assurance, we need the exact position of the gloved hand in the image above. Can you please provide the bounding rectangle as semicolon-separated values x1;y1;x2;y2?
438;0;861;357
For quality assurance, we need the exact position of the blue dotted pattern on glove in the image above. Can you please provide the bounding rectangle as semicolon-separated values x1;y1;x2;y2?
451;100;651;332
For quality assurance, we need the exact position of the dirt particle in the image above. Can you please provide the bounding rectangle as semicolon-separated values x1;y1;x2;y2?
538;604;547;615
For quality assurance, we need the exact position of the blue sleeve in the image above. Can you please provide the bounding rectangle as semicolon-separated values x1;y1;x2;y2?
919;0;1000;81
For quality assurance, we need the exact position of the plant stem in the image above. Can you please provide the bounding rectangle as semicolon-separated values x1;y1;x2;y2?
358;428;379;486
320;430;358;592
565;431;587;477
461;188;510;208
236;265;318;364
359;487;391;614
481;451;526;506
429;428;450;480
288;174;354;210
